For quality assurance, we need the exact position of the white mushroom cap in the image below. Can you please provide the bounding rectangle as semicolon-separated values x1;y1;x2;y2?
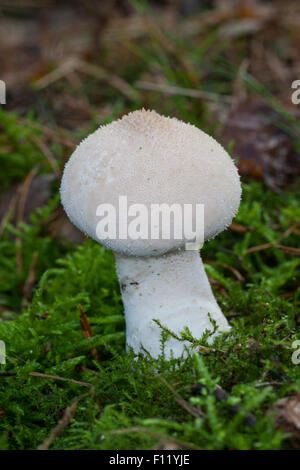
60;109;241;256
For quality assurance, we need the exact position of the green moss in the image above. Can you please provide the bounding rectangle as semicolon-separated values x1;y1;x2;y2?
0;1;299;446
0;179;299;450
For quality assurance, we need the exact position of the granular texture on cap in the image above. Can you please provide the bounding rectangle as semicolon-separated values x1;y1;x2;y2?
60;109;241;256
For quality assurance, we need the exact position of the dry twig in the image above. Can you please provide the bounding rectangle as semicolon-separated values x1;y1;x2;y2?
157;375;205;419
37;389;92;450
16;167;39;275
22;250;39;303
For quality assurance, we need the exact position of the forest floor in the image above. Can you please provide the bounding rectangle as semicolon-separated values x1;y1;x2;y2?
0;0;299;450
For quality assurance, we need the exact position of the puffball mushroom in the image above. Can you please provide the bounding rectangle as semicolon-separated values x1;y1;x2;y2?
60;109;241;359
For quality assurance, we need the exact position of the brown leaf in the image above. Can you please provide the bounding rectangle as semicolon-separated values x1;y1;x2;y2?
269;395;300;438
221;99;300;190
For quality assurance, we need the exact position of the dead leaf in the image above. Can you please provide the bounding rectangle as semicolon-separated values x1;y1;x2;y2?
269;395;300;438
221;99;300;190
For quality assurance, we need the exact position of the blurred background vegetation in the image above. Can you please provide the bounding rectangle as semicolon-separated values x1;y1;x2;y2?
0;0;299;451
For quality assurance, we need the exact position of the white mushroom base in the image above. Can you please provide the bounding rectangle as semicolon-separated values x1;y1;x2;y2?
115;250;230;359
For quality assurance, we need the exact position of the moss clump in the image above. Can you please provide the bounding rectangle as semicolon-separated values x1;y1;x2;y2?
0;180;299;450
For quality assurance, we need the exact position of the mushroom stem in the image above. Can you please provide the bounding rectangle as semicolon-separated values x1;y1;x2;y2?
115;250;230;359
